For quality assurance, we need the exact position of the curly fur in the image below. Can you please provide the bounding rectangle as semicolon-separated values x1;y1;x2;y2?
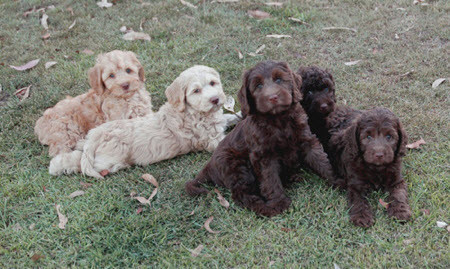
49;65;239;178
35;50;152;156
185;61;336;217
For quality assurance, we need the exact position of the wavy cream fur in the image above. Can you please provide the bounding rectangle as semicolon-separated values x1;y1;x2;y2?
49;65;239;178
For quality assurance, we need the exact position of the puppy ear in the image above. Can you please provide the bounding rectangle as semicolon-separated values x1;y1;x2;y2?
342;118;361;160
128;52;146;82
138;65;145;82
237;69;253;118
165;76;186;112
88;65;105;94
292;73;303;103
395;119;408;157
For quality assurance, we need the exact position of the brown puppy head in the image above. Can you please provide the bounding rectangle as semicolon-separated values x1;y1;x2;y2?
297;66;336;118
88;50;145;97
349;107;407;165
238;61;302;117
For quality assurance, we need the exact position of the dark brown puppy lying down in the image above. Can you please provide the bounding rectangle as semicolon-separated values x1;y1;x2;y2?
299;66;411;227
186;61;336;217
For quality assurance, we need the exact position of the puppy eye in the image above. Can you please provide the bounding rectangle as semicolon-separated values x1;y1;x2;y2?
126;68;132;74
193;88;201;93
109;73;115;78
256;84;263;89
324;88;329;93
367;135;372;140
210;81;216;86
275;78;282;84
308;91;313;95
386;135;392;140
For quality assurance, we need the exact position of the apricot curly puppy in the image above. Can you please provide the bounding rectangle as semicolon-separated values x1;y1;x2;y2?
34;50;152;156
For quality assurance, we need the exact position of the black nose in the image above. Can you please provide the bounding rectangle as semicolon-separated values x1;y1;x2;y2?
121;83;130;90
269;94;278;104
320;103;328;112
210;97;219;105
375;152;384;159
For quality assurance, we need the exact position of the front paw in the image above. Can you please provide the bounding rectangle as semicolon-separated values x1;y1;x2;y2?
260;197;292;217
387;202;412;221
350;210;375;228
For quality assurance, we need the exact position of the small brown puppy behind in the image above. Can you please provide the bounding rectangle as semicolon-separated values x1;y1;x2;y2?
35;50;152;156
327;107;411;227
186;61;336;217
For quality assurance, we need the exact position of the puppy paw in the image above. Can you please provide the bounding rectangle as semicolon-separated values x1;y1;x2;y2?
350;211;375;228
260;197;292;217
387;202;412;221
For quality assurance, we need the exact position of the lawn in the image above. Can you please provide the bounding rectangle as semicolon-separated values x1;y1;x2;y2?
0;0;449;267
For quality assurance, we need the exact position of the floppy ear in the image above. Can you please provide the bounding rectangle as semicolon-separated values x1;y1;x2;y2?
128;52;146;82
342;118;362;160
237;69;254;118
292;73;303;103
165;76;186;112
138;65;145;82
395;119;408;157
88;65;105;94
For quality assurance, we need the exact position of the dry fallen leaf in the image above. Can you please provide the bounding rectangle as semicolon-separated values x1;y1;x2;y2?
136;207;143;214
10;59;40;71
41;14;49;30
67;7;74;16
204;216;220;234
436;221;448;228
189;209;195;216
149;188;158;200
248;10;271;19
134;196;151;205
80;181;93;188
55;204;68;229
379;198;389;209
288;17;311;25
68;20;76;30
31;253;44;262
68;190;85;198
255;44;266;54
189;244;204;257
42;32;50;40
432;78;446;88
123;31;151;41
97;0;113;8
82;49;94;55
45;62;57;69
265;2;283;7
406;138;426;149
180;0;197;9
344;60;362;66
266;34;292;39
214;188;230;209
234;49;243;59
14;85;32;101
140;18;146;31
322;26;357;33
142;174;159;187
224;96;235;113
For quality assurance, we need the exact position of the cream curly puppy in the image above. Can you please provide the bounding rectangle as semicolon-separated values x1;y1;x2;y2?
49;65;240;178
35;50;152;157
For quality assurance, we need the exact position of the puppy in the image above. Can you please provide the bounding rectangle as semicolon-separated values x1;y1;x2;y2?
327;107;411;227
49;65;239;178
185;61;336;217
35;50;152;156
297;66;336;149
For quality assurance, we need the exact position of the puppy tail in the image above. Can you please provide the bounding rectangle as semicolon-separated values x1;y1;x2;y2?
49;150;82;176
80;139;104;179
185;167;212;196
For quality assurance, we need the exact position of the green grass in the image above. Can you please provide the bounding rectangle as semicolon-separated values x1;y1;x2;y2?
1;0;449;267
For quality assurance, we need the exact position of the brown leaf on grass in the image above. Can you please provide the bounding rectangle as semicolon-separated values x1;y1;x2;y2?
142;174;159;187
68;190;85;198
139;18;146;31
80;181;93;188
41;14;49;30
82;49;94;55
436;221;448;228
344;60;362;66
42;32;50;40
123;31;151;41
31;253;44;262
66;7;74;16
97;0;113;8
248;10;271;19
323;26;357;33
68;20;76;30
204;216;220;234
14;85;32;101
10;59;40;71
379;198;389;209
149;188;158;200
136;207;143;214
406;138;426;149
266;34;292;39
133;196;151;205
236;49;243;59
189;244;204;257
288;17;311;26
265;2;283;7
189;209;195;216
255;44;266;54
180;0;197;9
420;209;430;215
55;204;68;229
214;188;230;209
432;78;446;88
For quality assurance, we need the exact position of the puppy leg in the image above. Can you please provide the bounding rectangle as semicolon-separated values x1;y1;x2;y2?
347;184;374;228
299;136;336;184
223;112;242;127
386;179;412;221
49;150;82;175
185;166;213;196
